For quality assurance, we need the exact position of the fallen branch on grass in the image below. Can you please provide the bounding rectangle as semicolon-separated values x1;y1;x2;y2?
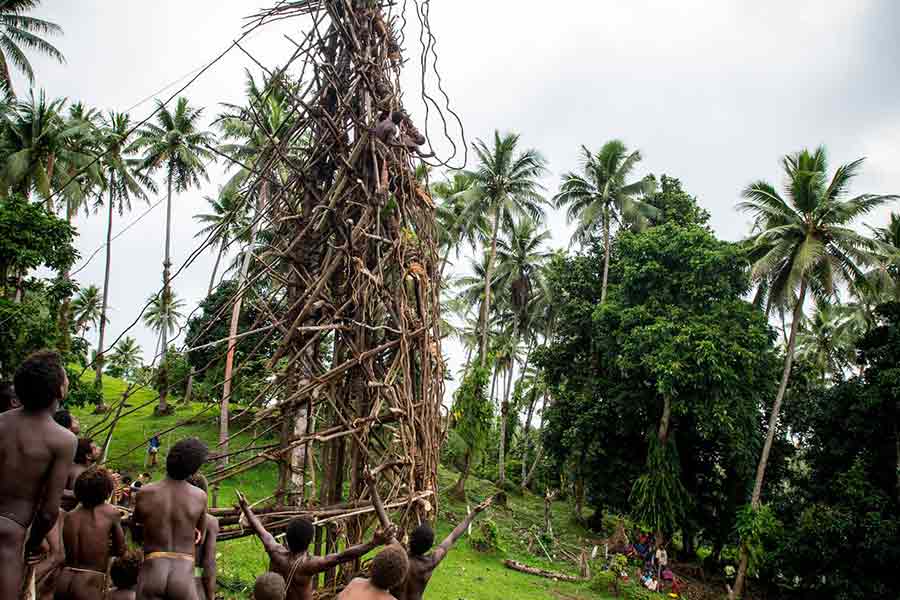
502;559;586;583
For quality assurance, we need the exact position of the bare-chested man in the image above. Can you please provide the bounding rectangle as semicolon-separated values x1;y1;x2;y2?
252;572;286;600
0;351;77;598
186;474;218;600
36;407;83;600
55;466;126;600
391;496;493;600
338;545;408;600
61;439;99;513
237;493;391;600
133;437;209;600
109;550;142;600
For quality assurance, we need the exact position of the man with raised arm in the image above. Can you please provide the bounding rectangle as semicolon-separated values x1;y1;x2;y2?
392;496;494;600
186;473;218;600
0;351;77;599
55;466;126;600
133;437;209;600
338;545;408;600
237;492;391;600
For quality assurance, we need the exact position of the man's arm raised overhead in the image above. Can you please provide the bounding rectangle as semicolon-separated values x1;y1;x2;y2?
299;528;393;576
237;491;282;558
432;495;494;564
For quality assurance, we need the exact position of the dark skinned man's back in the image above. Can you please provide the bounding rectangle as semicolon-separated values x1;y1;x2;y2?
392;496;493;600
133;478;208;600
56;500;126;600
237;493;388;600
0;406;76;599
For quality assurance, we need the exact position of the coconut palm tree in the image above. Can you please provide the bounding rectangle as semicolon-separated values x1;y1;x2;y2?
71;284;101;338
795;302;858;382
194;185;249;295
107;336;142;381
93;112;155;394
143;289;185;415
135;97;215;413
433;172;485;279
731;147;899;599
0;91;90;209
0;1;65;98
553;141;656;303
467;132;547;366
214;70;293;462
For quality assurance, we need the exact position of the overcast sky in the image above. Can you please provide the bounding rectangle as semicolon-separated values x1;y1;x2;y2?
24;1;900;393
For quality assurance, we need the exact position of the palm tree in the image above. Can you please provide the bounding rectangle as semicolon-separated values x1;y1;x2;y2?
731;147;899;599
467;131;547;366
0;91;89;209
214;70;293;463
553;141;656;303
433;172;485;279
135;97;215;413
0;1;65;98
863;213;900;302
795;303;858;383
143;289;185;415
71;284;101;338
107;336;142;381
93;112;155;394
194;186;248;295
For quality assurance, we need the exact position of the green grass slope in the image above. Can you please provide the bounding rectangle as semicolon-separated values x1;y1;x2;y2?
74;374;609;600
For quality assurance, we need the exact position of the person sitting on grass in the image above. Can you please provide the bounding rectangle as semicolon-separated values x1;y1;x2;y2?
109;550;143;600
186;473;218;600
133;437;209;600
338;545;409;600
237;492;391;600
56;466;126;600
253;572;287;600
391;496;493;600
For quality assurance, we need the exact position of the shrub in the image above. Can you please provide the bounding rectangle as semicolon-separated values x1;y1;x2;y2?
590;570;616;593
470;518;503;553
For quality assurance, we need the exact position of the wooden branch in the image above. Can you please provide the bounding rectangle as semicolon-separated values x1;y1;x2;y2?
502;560;586;583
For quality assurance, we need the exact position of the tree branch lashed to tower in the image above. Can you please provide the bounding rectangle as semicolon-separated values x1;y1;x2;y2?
202;0;451;582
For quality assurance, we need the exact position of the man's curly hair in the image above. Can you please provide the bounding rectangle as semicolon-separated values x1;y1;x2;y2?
14;350;65;411
370;544;409;590
409;523;435;556
253;572;286;600
74;438;95;465
110;550;143;589
166;437;208;480
74;466;114;508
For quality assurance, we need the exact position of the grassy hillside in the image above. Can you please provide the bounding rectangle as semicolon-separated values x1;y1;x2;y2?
74;374;609;600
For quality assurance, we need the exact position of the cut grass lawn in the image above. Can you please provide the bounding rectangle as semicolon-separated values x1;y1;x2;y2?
73;373;611;599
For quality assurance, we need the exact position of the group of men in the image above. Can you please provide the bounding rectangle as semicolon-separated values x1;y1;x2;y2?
0;351;493;600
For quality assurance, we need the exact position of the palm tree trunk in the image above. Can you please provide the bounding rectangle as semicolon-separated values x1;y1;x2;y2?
219;183;265;465
480;209;500;366
208;239;226;296
157;170;174;415
44;154;56;213
601;207;611;304
56;202;76;356
95;185;115;403
499;364;513;486
439;246;452;282
731;278;807;600
521;385;538;484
